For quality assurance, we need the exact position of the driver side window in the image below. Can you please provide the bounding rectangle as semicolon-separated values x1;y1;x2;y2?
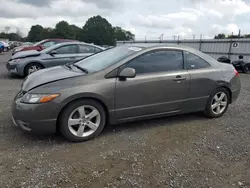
126;50;184;74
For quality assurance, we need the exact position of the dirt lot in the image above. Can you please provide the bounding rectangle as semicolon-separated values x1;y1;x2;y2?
0;51;250;188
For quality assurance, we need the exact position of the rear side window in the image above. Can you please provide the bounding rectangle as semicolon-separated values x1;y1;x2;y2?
127;50;184;74
185;51;211;70
55;45;78;54
79;45;102;53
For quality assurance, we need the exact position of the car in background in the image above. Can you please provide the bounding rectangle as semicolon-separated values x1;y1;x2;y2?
6;42;105;77
0;42;4;53
0;41;10;52
12;39;76;55
11;44;241;142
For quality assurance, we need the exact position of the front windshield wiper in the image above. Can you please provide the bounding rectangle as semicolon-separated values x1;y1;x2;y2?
64;63;72;69
72;64;88;73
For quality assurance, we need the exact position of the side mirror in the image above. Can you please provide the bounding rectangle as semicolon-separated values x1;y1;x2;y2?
49;50;57;56
119;67;136;79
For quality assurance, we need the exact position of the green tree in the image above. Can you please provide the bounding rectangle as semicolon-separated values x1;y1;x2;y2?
214;33;226;39
70;24;82;40
42;27;53;39
113;26;135;41
52;21;74;39
27;25;45;42
83;15;115;45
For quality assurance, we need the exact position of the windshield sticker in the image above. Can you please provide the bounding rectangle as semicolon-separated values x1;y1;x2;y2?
128;47;142;52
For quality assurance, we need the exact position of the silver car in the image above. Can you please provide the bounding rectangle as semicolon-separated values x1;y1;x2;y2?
12;44;241;142
6;42;104;77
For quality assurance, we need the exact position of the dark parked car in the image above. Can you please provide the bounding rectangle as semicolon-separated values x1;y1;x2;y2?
12;39;76;55
12;44;241;142
6;42;104;77
217;55;250;74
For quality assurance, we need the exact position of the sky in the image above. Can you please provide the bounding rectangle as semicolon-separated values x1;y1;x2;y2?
1;0;250;40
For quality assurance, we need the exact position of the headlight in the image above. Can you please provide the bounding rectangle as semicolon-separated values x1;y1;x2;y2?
20;93;60;104
11;59;21;63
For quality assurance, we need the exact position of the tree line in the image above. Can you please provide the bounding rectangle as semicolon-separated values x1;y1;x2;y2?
214;33;250;39
0;15;135;46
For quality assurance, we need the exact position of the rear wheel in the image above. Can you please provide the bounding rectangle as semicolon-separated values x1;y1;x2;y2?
243;64;250;74
204;88;230;118
59;99;106;142
24;63;43;76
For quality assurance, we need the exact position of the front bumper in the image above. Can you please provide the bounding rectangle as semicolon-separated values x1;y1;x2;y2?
11;95;61;134
6;62;19;74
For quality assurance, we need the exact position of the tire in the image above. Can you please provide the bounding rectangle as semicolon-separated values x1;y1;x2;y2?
243;64;250;74
204;88;230;118
59;99;106;142
24;63;44;76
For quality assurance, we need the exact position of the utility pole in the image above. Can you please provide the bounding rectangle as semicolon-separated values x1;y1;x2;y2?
238;29;241;38
173;35;177;40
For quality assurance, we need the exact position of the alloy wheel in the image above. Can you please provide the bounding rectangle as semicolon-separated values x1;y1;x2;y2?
244;65;250;73
68;105;101;138
211;92;228;115
28;65;41;75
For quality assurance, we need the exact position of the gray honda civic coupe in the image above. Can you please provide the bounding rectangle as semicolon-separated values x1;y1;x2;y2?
12;44;241;142
6;42;104;77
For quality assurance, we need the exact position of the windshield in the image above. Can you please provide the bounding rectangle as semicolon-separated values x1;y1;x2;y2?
75;45;143;72
33;40;45;46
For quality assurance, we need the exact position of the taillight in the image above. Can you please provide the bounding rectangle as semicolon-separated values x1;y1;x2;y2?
234;69;240;77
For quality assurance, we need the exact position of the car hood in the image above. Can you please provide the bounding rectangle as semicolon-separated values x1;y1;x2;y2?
12;50;41;59
22;66;86;91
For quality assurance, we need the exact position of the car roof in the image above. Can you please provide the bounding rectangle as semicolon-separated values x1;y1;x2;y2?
120;43;195;51
45;41;105;51
45;38;76;41
118;43;219;66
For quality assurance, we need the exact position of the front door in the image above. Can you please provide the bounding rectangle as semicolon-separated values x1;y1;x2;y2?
115;50;190;120
43;44;78;68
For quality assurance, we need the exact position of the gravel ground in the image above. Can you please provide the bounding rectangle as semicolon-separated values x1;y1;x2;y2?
0;51;250;188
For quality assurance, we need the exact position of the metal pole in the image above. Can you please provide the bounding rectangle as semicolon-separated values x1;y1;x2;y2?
228;32;233;59
177;35;180;45
199;34;202;51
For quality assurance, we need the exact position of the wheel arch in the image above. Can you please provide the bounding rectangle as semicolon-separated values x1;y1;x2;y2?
23;61;45;75
56;96;110;132
217;85;232;104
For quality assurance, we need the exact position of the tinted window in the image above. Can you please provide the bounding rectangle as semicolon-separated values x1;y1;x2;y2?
185;52;210;69
79;45;102;53
55;45;78;54
127;50;183;74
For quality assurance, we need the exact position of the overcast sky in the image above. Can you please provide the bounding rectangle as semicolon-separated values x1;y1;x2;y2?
1;0;250;40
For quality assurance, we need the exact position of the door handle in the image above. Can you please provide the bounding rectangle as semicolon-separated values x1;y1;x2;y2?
173;75;186;81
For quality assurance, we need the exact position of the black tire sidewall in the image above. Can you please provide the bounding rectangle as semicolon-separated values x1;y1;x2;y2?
204;88;230;118
24;63;43;76
243;64;250;74
59;99;106;142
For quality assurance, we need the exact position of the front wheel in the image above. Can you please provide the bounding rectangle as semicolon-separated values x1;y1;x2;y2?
243;64;250;74
24;63;43;76
204;88;230;118
59;99;106;142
